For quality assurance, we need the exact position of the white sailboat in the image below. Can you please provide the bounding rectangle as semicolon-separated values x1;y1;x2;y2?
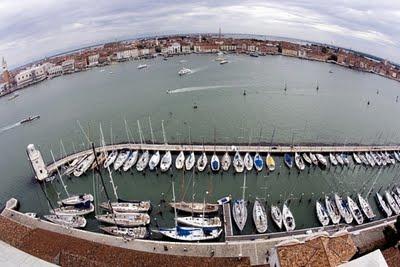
160;151;172;172
316;153;327;167
315;201;330;226
325;196;341;224
122;150;139;171
96;212;151;227
294;152;305;171
392;191;400;208
136;150;150;171
253;198;268;233
113;150;130;171
51;202;95;216
282;203;296;231
352;153;362;164
73;153;95;177
357;194;375;220
176;216;222;228
233;172;247;231
365;152;375;167
233;151;244;173
385;191;400;215
104;150;118;168
309;153;318;165
58;194;93;206
302;153;312;165
335;153;344;165
271;205;283;230
334;194;353;224
266;153;275;171
376;192;392;217
347;196;364;225
149;151;160;170
221;152;231;171
197;152;208;172
44;215;87;228
185;152;196;171
101;226;148;239
244;153;253;171
100;200;151;213
329;153;338;166
175;151;185;170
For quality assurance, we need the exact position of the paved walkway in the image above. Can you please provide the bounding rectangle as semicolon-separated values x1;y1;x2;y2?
0;240;56;266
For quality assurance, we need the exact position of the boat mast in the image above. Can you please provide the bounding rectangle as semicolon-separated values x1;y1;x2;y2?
191;168;195;217
172;181;177;227
161;120;167;144
242;172;247;201
213;127;216;153
100;124;118;200
124;119;132;145
137;120;144;145
148;117;155;144
50;150;69;197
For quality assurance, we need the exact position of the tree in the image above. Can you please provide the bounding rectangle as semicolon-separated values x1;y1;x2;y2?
383;225;397;247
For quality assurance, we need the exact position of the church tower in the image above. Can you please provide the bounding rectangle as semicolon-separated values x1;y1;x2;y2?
2;57;11;87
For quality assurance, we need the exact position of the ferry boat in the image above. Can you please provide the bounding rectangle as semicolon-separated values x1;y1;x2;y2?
294;152;305;170
101;226;148;239
178;68;192;76
233;151;244;173
100;200;151;213
243;152;253;171
122;150;139;171
96;212;151;227
376;192;392;217
160;151;172;172
149;151;160;171
113;150;130;171
325;196;341;224
175;151;185;170
253;153;263;171
284;153;293;168
20;115;40;124
253;199;268;233
58;193;93;206
176;216;222;228
347;196;363;225
159;226;222;241
357;194;375;220
137;64;147;69
334;194;353;224
185;152;196;171
210;153;220;172
169;201;219;214
271;205;283;230
266;153;275;171
282;203;296;231
197;152;208;172
104;150;118;168
316;201;330;226
221;152;231;171
136;150;150;171
44;214;87;228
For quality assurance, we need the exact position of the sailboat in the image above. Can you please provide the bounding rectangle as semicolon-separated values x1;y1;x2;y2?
325;196;341;224
376;192;392;217
365;152;375;167
149;151;160;170
342;153;350;165
294;152;305;170
169;201;219;214
50;201;95;216
221;152;231;171
233;172;248;232
392;191;400;207
96;212;151;227
210;154;220;172
334;194;353;224
316;153;327;167
357;194;375;220
160;151;172;172
335;153;344;165
185;152;196;171
104;150;118;168
302;153;312;165
266;153;275;171
315;201;330;226
253;198;267;233
175;151;185;169
44;214;87;228
233;151;244;173
347;196;364;225
101;226;148;239
253;153;263;171
394;151;400;162
271;205;283;230
113;150;130;171
329;153;338;166
197;152;208;172
352;153;362;164
58;194;93;206
176;216;222;228
309;153;318;165
358;153;369;165
244;153;253;171
100;200;151;213
122;150;139;171
136;150;149;171
282;203;296;231
73;153;95;177
385;191;400;215
284;153;293;168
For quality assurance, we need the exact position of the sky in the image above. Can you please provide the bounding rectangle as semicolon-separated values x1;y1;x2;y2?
0;0;400;68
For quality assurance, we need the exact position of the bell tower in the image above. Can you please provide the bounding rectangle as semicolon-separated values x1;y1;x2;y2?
2;57;11;87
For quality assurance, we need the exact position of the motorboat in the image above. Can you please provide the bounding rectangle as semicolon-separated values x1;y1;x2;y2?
210;153;220;172
365;152;375;167
20;115;40;124
315;201;330;226
197;152;208;172
169;201;219;214
253;153;264;171
160;151;172;172
385;191;400;215
137;64;147;69
309;153;318;165
325;196;341;224
113;150;130;171
220;60;229;64
221;152;231;171
58;193;93;206
264;153;275;171
271;205;283;230
284;153;293;168
73;153;95;177
282;203;296;231
44;215;87;228
136;150;150;171
334;194;353;224
175;151;185;170
148;151;160;171
104;150;118;168
302;153;312;165
243;153;253;171
253;199;268;233
352;153;362;164
294;152;305;171
185;152;196;171
232;199;247;231
25;212;37;218
176;216;222;228
316;154;328;167
376;192;392;217
335;153;344;165
217;196;231;205
8;93;19;101
122;150;139;171
357;194;375;220
159;226;222;241
329;153;338;166
178;67;192;76
347;196;364;225
100;200;151;213
233;151;244;173
51;202;94;216
101;226;148;239
96;212;151;227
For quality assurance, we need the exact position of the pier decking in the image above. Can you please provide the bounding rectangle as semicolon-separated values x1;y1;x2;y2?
46;142;400;173
222;203;233;237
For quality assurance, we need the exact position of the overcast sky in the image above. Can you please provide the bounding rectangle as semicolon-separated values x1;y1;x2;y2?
1;0;399;67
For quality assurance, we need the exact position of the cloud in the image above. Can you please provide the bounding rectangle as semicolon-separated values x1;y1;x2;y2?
0;0;399;67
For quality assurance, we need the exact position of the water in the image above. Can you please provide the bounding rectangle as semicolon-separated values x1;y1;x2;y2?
1;54;400;236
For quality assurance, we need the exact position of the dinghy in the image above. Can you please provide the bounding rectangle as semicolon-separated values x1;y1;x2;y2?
243;153;253;171
104;150;118;168
100;200;151;213
176;216;222;228
101;226;148;239
347;196;364;225
160;151;172;172
136;150;150;171
325;196;341;224
73;153;95;177
284;153;293;168
185;152;196;171
365;152;375;167
302;153;312;165
169;201;219;214
253;199;268;233
114;150;130;171
217;196;231;205
197;152;208;172
294;152;305;170
329;153;338;166
233;151;244;173
233;173;247;231
309;153;318;165
335;154;344;165
210;153;220;172
352;153;362;164
175;151;185;170
96;212;151;227
221;152;231;171
122;150;139;171
385;191;400;215
159;226;222;241
51;202;94;216
334;194;353;224
44;215;87;228
316;154;328;167
375;192;392;217
357;194;375;220
316;201;330;226
266;153;275;171
148;151;160;171
253;153;263;171
282;203;296;231
58;193;94;206
271;205;283;230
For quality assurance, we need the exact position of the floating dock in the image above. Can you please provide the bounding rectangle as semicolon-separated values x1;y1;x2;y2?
222;203;233;237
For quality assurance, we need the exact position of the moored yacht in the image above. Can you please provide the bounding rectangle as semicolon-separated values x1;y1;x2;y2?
122;150;139;171
334;194;353;224
385;191;400;215
169;201;219;214
159;226;222;241
96;212;151;227
104;150;118;168
101;226;148;239
58;193;93;206
375;192;392;217
284;153;293;168
100;200;151;213
44;215;87;228
325;196;341;224
316;201;330;226
221;152;231;171
148;151;160;171
302;153;312;165
175;151;185;170
51;202;94;216
197;152;208;172
136;150;150;171
253;153;264;171
347;196;364;225
309;153;318;165
210;153;220;172
357;193;375;220
233;151;244;173
282;203;296;231
253;199;268;233
271;205;283;230
185;152;196;171
294;152;305;170
73;154;95;177
160;151;172;172
113;150;130;171
243;153;253;171
329;153;338;166
266;153;275;171
176;216;222;228
316;153;327;167
352;153;362;164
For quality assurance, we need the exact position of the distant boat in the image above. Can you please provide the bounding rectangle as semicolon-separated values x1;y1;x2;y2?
357;194;375;220
309;153;319;165
316;154;327;167
282;203;296;231
249;52;259;57
175;151;185;170
335;153;344;165
266;153;275;171
178;67;192;76
294;152;305;170
352;153;362;164
253;153;263;171
210;153;220;172
101;226;148;239
302;153;312;165
284;153;293;168
347;196;363;225
20;115;40;124
325;196;341;224
137;64;147;69
253;199;268;233
8;93;19;101
243;153;253;171
122;150;139;171
233;151;244;173
271;205;283;230
221;152;231;171
220;60;229;64
315;201;330;226
160;151;172;172
185;152;196;171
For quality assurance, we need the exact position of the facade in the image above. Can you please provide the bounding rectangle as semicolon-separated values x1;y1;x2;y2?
168;42;181;54
88;54;99;67
47;65;63;77
62;59;75;74
15;69;34;87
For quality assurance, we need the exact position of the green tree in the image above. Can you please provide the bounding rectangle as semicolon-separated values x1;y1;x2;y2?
383;225;397;247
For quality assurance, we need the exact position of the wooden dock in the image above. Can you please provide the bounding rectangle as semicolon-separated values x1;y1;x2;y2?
45;142;400;173
222;203;233;237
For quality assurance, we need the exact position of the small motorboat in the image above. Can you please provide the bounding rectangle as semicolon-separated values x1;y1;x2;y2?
178;67;192;76
159;226;222;241
253;153;264;171
137;64;147;69
316;153;327;167
8;93;19;101
353;153;362;164
220;59;229;65
20;115;40;124
160;151;172;172
233;151;244;173
217;196;231;205
185;152;196;171
334;194;353;224
302;153;312;165
176;216;222;228
253;199;268;233
294;152;305;171
175;151;185;170
358;193;375;220
335;153;344;166
284;153;293;168
243;153;253;171
101;226;148;239
221;152;231;171
210;153;220;172
113;150;131;171
104;150;118;168
316;201;330;226
148;151;161;171
44;215;87;228
282;203;296;231
347;196;364;225
376;192;392;217
385;191;400;215
96;212;151;227
325;196;341;224
329;153;338;166
309;153;318;165
58;193;94;206
271;205;283;230
136;150;150;171
122;150;139;171
197;152;208;172
266;153;275;171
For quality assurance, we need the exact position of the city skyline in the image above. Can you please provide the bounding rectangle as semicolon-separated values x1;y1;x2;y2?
0;0;400;67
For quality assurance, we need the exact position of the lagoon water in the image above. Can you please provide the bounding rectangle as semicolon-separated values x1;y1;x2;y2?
1;53;400;236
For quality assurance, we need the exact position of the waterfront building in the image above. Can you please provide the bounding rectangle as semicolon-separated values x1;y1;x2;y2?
139;48;150;56
47;65;63;78
181;44;191;54
15;69;33;87
61;59;75;74
88;54;99;67
168;42;181;54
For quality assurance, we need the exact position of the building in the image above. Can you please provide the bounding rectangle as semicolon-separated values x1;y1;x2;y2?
15;69;33;87
62;59;75;74
168;42;181;54
88;54;99;67
181;44;191;54
47;65;63;78
1;57;11;88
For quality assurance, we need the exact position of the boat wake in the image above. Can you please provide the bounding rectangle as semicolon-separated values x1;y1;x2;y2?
167;85;233;94
0;122;21;134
